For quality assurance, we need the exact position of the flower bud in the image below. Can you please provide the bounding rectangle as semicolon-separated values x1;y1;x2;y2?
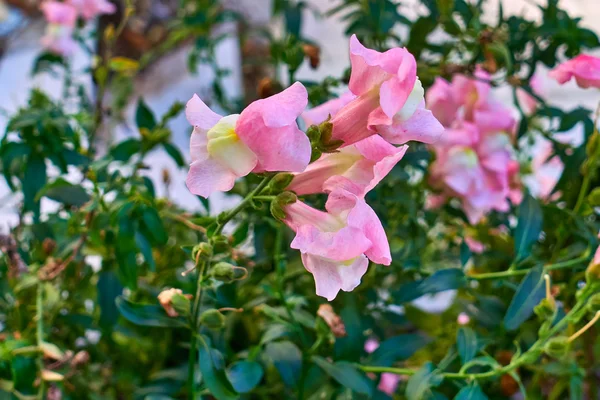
210;262;248;282
211;235;230;254
317;304;346;338
585;254;600;285
257;77;283;99
42;238;56;255
200;309;226;330
543;337;570;359
158;288;192;318
587;293;600;314
192;243;213;262
270;173;294;192
271;192;298;221
302;43;320;69
534;298;556;320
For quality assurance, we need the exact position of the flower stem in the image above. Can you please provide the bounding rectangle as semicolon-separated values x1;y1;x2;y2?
213;175;275;237
188;257;208;399
469;252;590;281
36;282;45;399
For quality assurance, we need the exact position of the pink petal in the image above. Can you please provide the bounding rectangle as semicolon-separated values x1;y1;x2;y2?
283;200;343;232
426;77;459;127
291;224;372;262
301;253;369;301
331;92;380;146
549;54;600;89
236;84;311;172
249;82;308;128
378;54;417;119
189;127;209;163
378;107;444;144
185;94;222;130
40;1;77;26
186;158;237;198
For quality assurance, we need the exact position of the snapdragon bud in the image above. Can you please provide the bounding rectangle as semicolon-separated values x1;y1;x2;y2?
270;173;294;192
210;262;248;282
270;191;298;221
587;293;600;314
543;337;570;359
200;309;226;330
192;243;213;262
534;298;556;320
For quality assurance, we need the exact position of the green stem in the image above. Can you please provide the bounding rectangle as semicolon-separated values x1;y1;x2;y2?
254;195;277;202
36;283;45;399
469;252;590;281
213;175;275;236
188;258;208;399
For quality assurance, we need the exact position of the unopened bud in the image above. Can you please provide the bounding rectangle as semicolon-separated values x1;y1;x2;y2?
587;293;600;314
43;238;56;255
317;304;347;338
70;351;90;368
257;77;283;99
534;298;556;320
271;192;297;221
586;252;600;285
210;262;248;282
211;235;230;254
158;288;192;317
200;309;226;329
302;43;320;69
270;173;294;191
544;337;570;358
193;243;213;262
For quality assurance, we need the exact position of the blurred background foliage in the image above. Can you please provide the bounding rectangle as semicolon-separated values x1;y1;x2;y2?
1;0;600;399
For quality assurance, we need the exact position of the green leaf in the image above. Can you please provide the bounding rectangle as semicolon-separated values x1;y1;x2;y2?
231;221;250;247
22;154;47;214
312;356;373;396
112;139;142;162
457;327;477;364
264;341;302;387
135;231;156;271
198;338;239;400
454;382;488;400
97;271;123;329
37;178;90;207
136;99;157;131
141;207;168;245
514;194;543;261
115;296;187;328
393;269;466;303
11;355;37;395
504;265;546;330
369;334;430;367
162;142;186;167
226;361;263;393
406;362;443;400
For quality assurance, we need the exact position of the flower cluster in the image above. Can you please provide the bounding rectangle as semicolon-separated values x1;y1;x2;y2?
550;54;600;89
185;35;444;300
425;67;522;224
40;0;116;56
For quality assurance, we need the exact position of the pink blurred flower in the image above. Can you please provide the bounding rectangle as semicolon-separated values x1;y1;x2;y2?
549;54;600;89
429;123;521;224
284;189;391;301
451;66;492;121
41;25;78;56
516;75;544;115
465;237;485;254
457;312;471;325
288;135;408;198
523;139;563;200
426;77;460;127
329;35;443;146
40;1;78;26
186;82;311;198
363;338;401;395
68;0;116;20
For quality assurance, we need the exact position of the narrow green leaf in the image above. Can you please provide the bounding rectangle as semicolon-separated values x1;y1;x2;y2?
97;271;123;329
198;338;239;400
226;361;263;393
457;327;477;364
312;356;373;396
454;382;488;400
115;296;187;328
162;142;186;167
514;194;543;261
136;99;157;131
369;334;430;367
504;265;546;330
264;341;302;387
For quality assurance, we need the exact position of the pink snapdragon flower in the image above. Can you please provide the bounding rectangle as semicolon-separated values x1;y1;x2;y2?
329;35;443;146
428;123;520;224
516;75;544;115
40;1;78;56
549;54;600;89
68;0;116;20
364;338;401;395
288;135;408;198
186;82;311;197
41;1;78;26
523;139;563;200
284;189;391;301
